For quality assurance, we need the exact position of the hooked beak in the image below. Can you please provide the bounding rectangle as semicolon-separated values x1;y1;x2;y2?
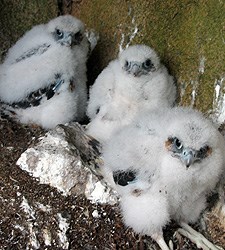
129;62;142;77
61;33;73;47
61;32;83;47
130;63;141;76
180;148;196;169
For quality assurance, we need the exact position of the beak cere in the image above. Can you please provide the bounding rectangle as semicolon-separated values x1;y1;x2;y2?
181;149;195;169
62;34;72;47
130;63;141;77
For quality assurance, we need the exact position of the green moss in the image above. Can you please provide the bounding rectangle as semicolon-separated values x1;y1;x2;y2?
72;0;225;113
0;0;224;114
0;0;57;61
72;1;133;71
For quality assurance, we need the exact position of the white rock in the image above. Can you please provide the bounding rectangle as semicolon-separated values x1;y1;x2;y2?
17;122;118;204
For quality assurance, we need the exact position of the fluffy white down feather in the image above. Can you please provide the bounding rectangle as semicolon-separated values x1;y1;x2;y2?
102;107;225;249
86;44;177;142
0;15;90;129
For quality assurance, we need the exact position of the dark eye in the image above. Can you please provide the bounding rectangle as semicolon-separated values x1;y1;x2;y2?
198;145;210;158
143;59;152;69
96;107;100;114
74;31;83;42
124;60;129;68
174;137;183;150
199;147;207;154
56;29;63;39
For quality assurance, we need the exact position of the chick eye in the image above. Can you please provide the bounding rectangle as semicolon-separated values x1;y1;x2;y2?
56;29;63;39
124;60;128;66
198;145;210;158
74;31;83;41
199;146;207;154
143;59;152;69
174;137;183;150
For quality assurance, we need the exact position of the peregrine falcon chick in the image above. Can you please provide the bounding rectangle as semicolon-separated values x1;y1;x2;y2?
102;107;225;250
0;15;92;129
86;44;177;142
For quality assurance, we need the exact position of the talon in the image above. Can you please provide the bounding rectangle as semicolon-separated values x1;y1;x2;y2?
178;222;221;250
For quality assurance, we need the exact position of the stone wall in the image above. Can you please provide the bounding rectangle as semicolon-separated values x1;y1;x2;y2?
0;0;224;122
71;0;225;122
0;0;58;60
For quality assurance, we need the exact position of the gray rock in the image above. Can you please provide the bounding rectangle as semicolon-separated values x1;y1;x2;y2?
17;122;118;204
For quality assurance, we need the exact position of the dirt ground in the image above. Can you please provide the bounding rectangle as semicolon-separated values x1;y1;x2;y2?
0;116;208;250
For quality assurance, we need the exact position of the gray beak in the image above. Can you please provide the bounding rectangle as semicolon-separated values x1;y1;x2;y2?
129;62;142;77
181;148;196;169
61;33;73;47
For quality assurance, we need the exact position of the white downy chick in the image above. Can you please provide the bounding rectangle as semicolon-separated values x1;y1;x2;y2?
102;107;225;250
86;44;177;142
159;107;225;250
102;109;171;249
0;15;91;129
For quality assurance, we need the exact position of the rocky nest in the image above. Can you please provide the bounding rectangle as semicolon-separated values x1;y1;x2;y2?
0;116;224;249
